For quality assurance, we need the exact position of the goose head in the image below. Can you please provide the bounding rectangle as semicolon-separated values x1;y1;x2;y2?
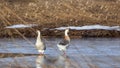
36;30;41;34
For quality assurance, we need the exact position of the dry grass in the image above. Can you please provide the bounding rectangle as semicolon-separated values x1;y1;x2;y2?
0;0;120;25
0;0;120;37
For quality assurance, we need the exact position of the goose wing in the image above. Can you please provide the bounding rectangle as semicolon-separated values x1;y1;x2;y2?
36;42;46;50
43;43;46;50
59;39;69;46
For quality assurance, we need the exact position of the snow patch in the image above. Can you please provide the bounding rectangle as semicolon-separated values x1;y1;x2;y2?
55;25;120;31
6;24;37;28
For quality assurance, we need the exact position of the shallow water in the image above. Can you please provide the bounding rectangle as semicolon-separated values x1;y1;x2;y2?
0;38;120;68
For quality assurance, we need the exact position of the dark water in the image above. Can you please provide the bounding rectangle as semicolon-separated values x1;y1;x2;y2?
0;38;120;68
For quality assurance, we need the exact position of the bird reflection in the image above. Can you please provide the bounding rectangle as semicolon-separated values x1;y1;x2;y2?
36;54;70;68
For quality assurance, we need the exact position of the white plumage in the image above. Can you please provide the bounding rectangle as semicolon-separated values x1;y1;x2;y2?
35;30;46;54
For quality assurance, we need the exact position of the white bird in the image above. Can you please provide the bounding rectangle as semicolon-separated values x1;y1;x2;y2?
35;30;46;54
57;28;70;54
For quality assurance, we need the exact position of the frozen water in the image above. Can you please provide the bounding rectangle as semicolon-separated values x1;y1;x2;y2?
0;38;120;68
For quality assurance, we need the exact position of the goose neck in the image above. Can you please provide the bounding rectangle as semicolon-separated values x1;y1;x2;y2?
65;31;70;41
65;30;68;36
37;31;41;42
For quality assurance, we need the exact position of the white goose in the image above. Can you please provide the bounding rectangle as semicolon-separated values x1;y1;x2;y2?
35;30;46;54
57;28;70;54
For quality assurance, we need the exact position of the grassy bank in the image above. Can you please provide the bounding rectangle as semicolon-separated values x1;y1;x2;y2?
0;0;120;37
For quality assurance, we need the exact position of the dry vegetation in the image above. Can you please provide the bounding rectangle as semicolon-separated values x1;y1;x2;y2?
0;0;120;37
